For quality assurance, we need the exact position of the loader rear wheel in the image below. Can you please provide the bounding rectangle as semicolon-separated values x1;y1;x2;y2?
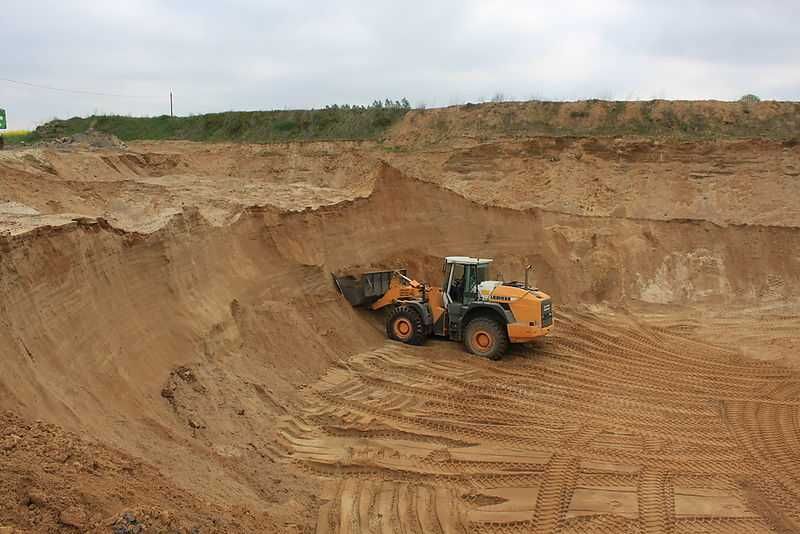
464;317;508;360
386;305;426;346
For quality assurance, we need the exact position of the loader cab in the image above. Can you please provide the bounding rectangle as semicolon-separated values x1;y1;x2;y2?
443;257;494;340
443;256;492;305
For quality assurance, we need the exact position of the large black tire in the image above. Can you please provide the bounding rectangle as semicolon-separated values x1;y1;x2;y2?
464;317;509;360
386;305;427;346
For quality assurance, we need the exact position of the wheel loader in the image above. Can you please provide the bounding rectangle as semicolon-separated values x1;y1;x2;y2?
333;257;553;359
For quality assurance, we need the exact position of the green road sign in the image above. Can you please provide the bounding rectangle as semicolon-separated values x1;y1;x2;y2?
0;109;6;129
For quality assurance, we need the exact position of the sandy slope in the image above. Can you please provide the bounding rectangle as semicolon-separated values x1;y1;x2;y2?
1;115;799;532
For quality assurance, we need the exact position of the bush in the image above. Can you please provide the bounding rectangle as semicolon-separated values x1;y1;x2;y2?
32;99;413;143
740;94;761;103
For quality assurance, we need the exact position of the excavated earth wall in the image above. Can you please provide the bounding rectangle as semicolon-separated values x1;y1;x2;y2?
1;122;799;532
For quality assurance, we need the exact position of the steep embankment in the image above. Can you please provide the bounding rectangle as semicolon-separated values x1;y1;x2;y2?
3;134;799;233
0;203;383;530
384;136;800;227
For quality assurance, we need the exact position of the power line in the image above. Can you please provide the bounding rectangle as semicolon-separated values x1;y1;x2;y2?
0;77;160;99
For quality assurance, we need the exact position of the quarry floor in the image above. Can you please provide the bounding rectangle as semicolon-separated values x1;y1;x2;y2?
283;306;800;534
1;137;799;533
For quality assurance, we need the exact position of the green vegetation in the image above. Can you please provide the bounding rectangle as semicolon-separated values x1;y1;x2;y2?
605;101;626;125
1;130;36;146
481;99;800;140
34;99;412;143
18;98;800;147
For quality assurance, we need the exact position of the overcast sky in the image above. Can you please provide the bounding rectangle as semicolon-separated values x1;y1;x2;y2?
3;0;799;129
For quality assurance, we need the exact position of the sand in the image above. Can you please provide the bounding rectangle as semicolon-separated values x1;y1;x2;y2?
1;104;799;532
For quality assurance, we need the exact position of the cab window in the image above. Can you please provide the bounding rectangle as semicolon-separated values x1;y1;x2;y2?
477;264;490;284
448;263;466;303
463;265;478;303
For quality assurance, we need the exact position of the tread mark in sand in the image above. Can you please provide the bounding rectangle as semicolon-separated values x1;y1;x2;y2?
279;312;800;533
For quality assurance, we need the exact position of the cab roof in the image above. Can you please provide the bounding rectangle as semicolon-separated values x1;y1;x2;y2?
445;256;493;265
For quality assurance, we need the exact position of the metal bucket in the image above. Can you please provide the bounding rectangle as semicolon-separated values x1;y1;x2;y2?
332;269;406;307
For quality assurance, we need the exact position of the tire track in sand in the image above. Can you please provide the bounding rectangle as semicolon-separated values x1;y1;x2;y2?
280;310;798;533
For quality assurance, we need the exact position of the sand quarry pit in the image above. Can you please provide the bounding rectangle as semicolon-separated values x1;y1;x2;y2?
2;109;800;532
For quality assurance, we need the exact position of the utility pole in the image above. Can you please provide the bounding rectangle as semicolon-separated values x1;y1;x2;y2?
0;109;6;151
170;91;174;117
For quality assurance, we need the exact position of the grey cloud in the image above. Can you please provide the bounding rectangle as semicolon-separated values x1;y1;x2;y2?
2;0;798;129
608;2;800;65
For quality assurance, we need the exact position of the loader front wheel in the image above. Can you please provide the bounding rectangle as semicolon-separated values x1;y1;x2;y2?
464;317;508;360
386;305;427;346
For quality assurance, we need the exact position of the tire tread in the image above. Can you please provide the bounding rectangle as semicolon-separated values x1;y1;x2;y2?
464;317;509;360
386;305;427;346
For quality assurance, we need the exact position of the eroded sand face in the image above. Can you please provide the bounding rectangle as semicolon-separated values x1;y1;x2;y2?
1;133;799;532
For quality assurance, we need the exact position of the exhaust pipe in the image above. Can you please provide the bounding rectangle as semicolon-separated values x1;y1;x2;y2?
524;264;533;289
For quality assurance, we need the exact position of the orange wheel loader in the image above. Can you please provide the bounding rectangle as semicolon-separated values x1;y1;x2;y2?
334;256;553;359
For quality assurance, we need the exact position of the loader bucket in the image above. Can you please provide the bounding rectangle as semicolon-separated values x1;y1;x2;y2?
332;269;406;307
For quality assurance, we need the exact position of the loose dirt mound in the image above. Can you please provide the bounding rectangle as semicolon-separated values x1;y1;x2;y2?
36;128;128;150
0;412;278;533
